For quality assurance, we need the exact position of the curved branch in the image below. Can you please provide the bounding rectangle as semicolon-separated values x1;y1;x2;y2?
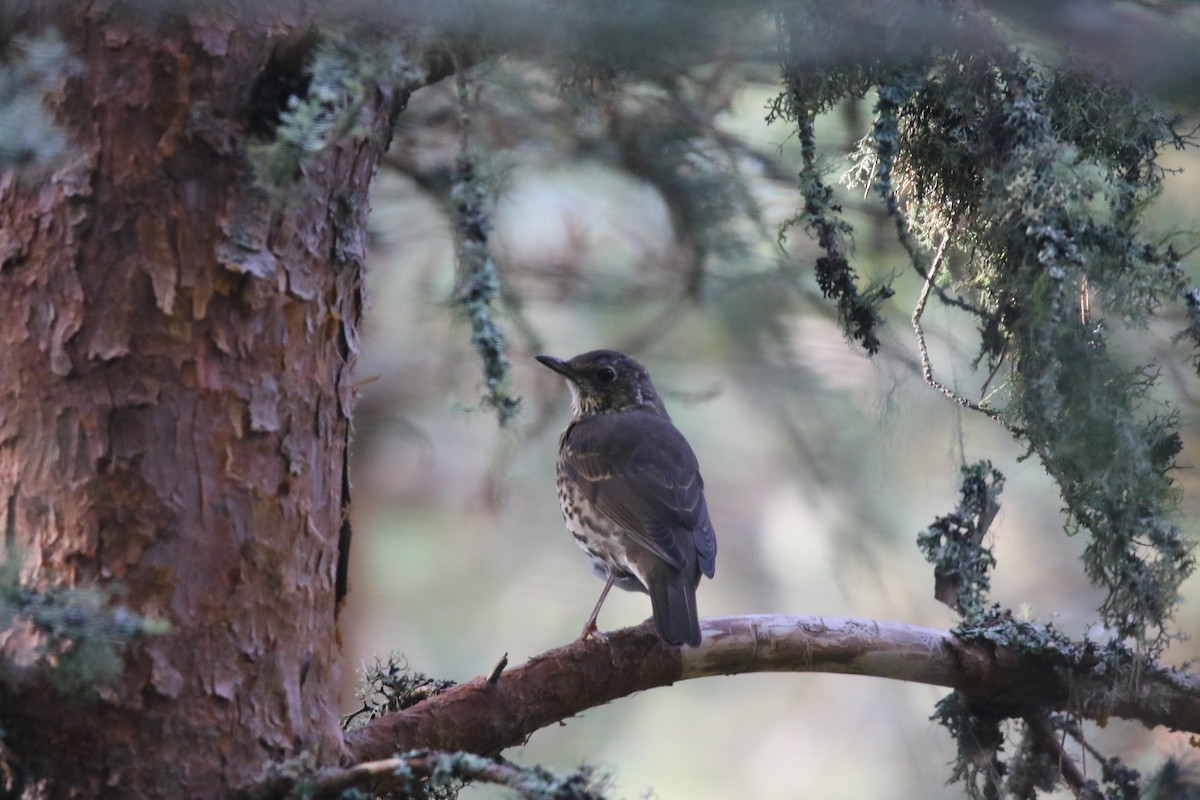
343;615;1200;764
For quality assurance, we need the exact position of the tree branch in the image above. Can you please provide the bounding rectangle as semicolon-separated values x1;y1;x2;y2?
912;232;1002;420
343;615;1200;764
265;750;605;800
1023;710;1103;800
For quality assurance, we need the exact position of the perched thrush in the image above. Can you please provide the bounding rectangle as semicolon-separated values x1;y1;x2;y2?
537;350;717;647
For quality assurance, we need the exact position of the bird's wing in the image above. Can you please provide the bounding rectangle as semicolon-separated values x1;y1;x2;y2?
562;411;717;576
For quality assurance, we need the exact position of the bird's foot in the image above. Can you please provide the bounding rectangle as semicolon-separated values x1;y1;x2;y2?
579;622;609;644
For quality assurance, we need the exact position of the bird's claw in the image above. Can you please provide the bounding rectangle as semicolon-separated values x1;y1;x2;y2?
579;623;609;644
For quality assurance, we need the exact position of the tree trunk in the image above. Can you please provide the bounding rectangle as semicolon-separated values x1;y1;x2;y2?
0;9;405;797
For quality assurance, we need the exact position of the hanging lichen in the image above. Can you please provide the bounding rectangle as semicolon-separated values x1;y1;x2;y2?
450;70;521;425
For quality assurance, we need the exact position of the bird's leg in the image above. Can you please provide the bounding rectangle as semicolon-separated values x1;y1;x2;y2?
580;574;616;642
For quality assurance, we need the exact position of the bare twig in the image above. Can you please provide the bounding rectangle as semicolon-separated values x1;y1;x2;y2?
913;232;1002;419
977;349;1007;402
486;653;508;685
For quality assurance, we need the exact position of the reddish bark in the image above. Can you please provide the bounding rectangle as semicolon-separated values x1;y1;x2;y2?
343;615;1200;766
0;8;411;797
345;626;683;764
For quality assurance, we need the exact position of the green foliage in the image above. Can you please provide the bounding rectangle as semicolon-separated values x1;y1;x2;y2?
861;70;930;267
0;28;76;171
773;103;893;353
898;52;1200;769
774;5;1199;652
0;555;168;698
884;52;1194;649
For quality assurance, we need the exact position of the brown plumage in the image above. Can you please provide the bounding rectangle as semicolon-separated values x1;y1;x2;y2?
537;350;717;647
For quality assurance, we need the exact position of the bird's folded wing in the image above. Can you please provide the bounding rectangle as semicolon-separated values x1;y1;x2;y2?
563;411;716;574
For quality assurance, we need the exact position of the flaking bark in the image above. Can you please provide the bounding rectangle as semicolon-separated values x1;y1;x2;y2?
0;9;414;797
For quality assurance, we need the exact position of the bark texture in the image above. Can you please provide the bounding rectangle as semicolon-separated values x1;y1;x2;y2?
0;8;407;797
344;615;1200;765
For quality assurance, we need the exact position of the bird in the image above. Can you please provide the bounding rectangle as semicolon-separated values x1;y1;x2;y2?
536;349;717;647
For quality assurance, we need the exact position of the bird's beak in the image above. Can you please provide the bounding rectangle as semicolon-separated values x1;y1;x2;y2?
536;355;580;383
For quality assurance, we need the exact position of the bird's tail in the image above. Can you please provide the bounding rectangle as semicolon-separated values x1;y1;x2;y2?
648;569;701;647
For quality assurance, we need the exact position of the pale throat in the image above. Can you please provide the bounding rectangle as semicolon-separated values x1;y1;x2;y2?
567;381;586;416
567;379;661;417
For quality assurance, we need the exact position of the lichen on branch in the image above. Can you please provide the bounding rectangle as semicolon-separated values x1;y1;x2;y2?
917;461;1002;620
878;52;1195;649
768;10;1200;791
772;103;893;354
774;14;1199;654
450;69;520;425
248;33;420;197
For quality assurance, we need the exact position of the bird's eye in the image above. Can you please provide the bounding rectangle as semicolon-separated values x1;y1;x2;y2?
596;366;616;384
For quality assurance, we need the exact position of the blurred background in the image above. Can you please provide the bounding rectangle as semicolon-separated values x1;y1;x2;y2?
338;53;1200;798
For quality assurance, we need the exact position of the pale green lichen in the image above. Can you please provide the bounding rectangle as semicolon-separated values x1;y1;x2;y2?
249;33;421;199
0;28;77;171
0;552;168;698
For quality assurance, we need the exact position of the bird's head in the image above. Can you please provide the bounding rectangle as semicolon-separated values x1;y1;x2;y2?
536;350;668;418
